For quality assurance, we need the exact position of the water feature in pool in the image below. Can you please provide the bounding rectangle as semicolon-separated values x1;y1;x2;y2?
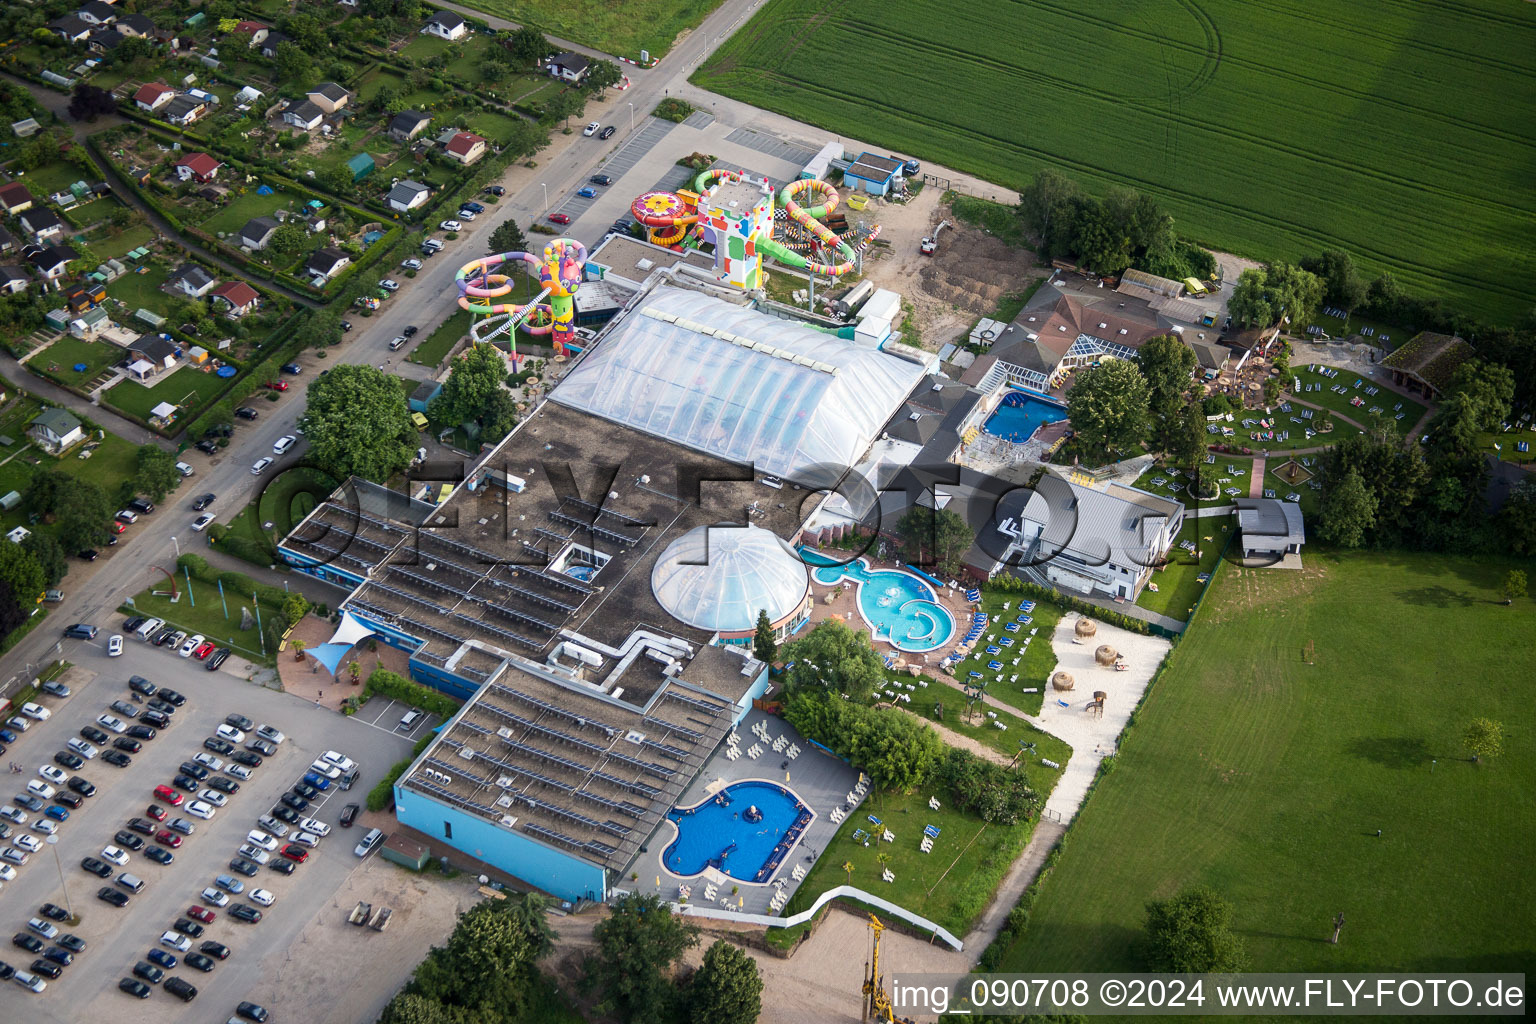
803;553;956;653
983;390;1067;443
664;781;813;883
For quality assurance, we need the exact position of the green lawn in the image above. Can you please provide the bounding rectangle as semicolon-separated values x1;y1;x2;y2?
355;68;408;103
1308;310;1411;350
1001;550;1536;973
93;223;157;261
1134;515;1232;621
105;366;219;423
1289;362;1428;432
200;190;297;238
1479;425;1536;468
106;263;172;316
943;590;1061;716
458;0;724;57
220;465;334;565
122;582;279;663
28;336;122;389
408;309;470;367
0;430;144;535
696;0;1536;322
14;160;87;198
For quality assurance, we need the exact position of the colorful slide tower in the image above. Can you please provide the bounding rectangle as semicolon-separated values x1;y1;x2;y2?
455;238;587;360
629;169;879;289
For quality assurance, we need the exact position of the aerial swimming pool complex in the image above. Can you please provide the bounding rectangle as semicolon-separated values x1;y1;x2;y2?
983;390;1067;443
664;781;813;883
802;551;956;653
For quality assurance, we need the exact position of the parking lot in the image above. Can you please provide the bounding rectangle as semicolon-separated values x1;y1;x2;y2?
0;634;424;1022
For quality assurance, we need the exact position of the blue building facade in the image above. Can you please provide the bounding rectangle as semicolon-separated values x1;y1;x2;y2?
843;152;903;196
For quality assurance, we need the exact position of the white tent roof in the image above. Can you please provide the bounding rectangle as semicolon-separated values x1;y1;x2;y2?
328;611;378;648
650;524;809;633
150;402;178;418
553;286;925;486
127;359;154;375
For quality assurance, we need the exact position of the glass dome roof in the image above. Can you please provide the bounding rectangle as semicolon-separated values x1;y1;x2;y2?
650;524;810;634
552;286;925;486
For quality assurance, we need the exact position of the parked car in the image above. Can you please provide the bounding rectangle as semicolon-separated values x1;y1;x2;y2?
280;362;302;375
340;319;353;332
230;904;263;923
272;435;296;455
483;185;505;197
250;457;273;475
355;828;384;857
106;634;123;657
439;219;462;232
379;278;400;292
401;258;422;271
63;624;97;640
234;407;259;420
599;125;616;139
590;174;613;186
339;803;360;828
576;186;597;198
195;439;219;454
402;325;418;338
207;648;231;671
460;201;484;214
548;212;572;225
583;122;600;136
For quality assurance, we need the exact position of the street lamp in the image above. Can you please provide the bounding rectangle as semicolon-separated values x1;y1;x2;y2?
45;834;72;921
171;535;180;558
627;101;634;133
540;183;548;210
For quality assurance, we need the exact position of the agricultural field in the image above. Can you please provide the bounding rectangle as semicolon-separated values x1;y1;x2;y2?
999;551;1535;973
459;0;724;58
695;0;1536;321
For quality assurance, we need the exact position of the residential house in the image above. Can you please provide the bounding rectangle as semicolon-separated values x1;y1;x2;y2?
0;182;36;215
0;266;29;295
258;32;289;58
444;131;487;165
0;225;14;255
421;10;467;40
114;12;156;37
77;2;118;26
68;305;111;339
86;28;127;55
282;99;325;132
307;83;350;115
386;180;431;213
547;52;590;83
231;20;269;47
48;15;93;44
164;95;207;125
1380;332;1475;400
304;247;351;283
127;333;178;378
168;262;217;299
388;110;430;142
211;280;260;316
24;244;77;286
173;152;222;183
297;206;327;234
27;409;85;454
18;208;65;244
133;81;175;111
239;216;280;250
151;27;181;49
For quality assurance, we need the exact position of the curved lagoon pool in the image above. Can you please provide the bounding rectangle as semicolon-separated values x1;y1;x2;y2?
664;781;812;883
803;552;956;653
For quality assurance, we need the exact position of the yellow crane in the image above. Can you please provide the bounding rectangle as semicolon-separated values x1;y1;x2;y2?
862;913;917;1023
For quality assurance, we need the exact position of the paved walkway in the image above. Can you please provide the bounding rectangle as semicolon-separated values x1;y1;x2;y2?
962;819;1064;950
1248;455;1266;497
1;352;165;446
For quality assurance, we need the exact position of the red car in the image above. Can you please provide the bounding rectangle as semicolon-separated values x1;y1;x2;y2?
154;785;184;806
112;521;128;534
279;844;308;863
187;905;216;924
146;804;167;822
193;642;215;660
547;212;571;225
264;380;289;392
156;830;183;848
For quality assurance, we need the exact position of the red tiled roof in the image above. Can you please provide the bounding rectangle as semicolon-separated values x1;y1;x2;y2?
0;182;35;207
133;82;172;105
212;281;260;307
174;152;221;177
445;131;485;156
233;20;267;32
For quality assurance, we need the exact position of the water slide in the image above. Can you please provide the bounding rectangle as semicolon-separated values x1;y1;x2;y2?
455;239;587;356
759;178;878;277
629;169;742;243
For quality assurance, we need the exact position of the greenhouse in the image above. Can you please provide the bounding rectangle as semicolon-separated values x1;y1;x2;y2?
553;286;925;485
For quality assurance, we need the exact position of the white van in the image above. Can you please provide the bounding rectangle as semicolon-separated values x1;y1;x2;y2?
136;617;165;640
398;709;423;731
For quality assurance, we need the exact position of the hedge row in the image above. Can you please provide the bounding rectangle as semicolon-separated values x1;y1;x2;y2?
364;667;461;718
985;574;1153;635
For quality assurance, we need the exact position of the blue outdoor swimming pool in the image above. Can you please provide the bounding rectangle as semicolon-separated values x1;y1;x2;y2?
664;781;813;883
803;553;956;653
983;390;1067;442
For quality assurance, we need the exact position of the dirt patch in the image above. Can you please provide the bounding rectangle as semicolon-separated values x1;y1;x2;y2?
859;189;1045;352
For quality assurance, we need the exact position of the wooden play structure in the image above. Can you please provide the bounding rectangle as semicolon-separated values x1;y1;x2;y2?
1087;690;1107;717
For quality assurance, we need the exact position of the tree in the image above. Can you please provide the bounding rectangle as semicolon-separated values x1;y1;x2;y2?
1302;249;1367;314
281;592;310;627
778;619;884;701
21;533;68;587
1317;469;1377;548
894;505;973;578
132;444;182;502
300;364;415;482
1142;887;1248;973
1167;403;1208;475
378;993;466;1024
488;218;528;256
266;224;308;260
1500;569;1527;605
541;89;584;129
1229;263;1324;330
319;163;355;195
1017;168;1083;259
1136;334;1197;448
273;45;314;86
283;12;329;54
752;609;777;665
850;709;944;792
584;59;623;95
1495;480;1536;557
430;344;511;429
1442;359;1514;434
1065;358;1151;460
25;470;114;549
0;540;45;605
502;26;554;67
67;83;117;121
1463;718;1503;763
1228;268;1274;330
585;892;699;1024
687;939;762;1024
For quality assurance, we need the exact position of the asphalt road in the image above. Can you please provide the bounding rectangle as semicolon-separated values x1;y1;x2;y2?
0;639;417;1021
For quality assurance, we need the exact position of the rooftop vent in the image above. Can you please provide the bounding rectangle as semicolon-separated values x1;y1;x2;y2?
496;726;514;740
499;814;518;827
495;793;514;808
1119;328;1128;335
457;746;474;761
624;730;645;744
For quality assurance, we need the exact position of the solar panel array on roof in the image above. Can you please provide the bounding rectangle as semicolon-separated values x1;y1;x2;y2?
548;510;639;548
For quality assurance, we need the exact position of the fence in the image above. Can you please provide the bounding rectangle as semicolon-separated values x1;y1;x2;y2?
642;884;965;951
